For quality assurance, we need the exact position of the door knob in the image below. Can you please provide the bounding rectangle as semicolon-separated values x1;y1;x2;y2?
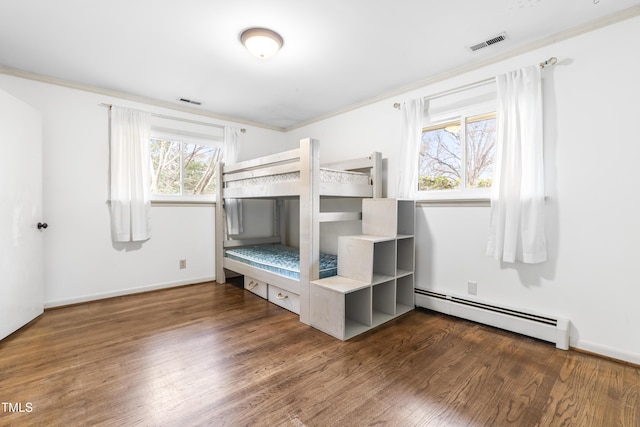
37;222;48;230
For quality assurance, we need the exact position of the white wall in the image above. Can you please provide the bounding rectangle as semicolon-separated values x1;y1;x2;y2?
287;16;640;364
0;74;285;306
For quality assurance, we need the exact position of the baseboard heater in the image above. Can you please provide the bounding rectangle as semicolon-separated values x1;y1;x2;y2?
415;289;570;350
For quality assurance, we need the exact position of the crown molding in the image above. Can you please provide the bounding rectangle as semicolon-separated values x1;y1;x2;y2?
285;5;640;132
0;66;286;132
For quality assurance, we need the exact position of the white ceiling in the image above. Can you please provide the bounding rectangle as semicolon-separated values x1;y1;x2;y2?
1;0;639;130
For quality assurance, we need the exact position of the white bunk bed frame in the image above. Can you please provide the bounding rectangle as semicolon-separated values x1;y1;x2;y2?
215;138;382;324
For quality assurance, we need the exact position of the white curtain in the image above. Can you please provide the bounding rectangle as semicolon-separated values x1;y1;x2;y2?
109;106;151;242
224;126;243;235
397;97;425;198
487;65;546;263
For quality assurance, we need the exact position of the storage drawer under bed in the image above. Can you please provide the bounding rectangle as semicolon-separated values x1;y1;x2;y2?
268;285;300;314
244;276;268;299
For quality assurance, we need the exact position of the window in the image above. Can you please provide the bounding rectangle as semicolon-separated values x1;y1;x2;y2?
149;133;222;201
419;111;496;195
416;80;497;200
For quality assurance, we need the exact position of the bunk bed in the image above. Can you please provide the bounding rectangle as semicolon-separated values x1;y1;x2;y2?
215;138;382;324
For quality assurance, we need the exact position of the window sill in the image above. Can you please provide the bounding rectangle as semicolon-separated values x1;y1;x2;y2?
417;198;490;207
415;191;491;207
151;197;216;207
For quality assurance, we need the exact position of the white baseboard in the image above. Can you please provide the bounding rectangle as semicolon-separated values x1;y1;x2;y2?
571;339;640;366
44;276;216;308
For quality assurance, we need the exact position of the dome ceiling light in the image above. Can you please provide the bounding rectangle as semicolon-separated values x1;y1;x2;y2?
240;27;283;59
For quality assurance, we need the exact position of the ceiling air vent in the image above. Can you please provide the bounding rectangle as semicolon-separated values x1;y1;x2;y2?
467;32;509;52
178;97;202;106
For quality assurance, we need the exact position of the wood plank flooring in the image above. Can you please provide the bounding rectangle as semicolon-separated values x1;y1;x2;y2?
1;282;638;426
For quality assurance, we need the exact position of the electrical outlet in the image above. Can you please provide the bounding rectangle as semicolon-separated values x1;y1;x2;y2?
467;281;477;295
179;259;187;269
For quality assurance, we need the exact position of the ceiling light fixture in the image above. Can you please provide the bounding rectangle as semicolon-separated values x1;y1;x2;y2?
240;27;283;59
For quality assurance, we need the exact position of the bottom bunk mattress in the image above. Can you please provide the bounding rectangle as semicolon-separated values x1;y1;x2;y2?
224;244;337;279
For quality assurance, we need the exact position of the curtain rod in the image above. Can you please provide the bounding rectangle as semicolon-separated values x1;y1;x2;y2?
99;103;246;133
393;56;558;109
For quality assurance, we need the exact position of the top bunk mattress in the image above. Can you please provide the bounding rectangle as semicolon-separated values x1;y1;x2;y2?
226;167;370;189
224;244;337;280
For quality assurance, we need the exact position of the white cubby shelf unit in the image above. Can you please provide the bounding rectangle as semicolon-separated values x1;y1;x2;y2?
310;199;415;340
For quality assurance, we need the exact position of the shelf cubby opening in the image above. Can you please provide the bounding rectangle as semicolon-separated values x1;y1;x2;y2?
397;237;414;273
397;199;415;236
373;239;396;278
345;287;372;330
372;280;396;325
396;274;414;315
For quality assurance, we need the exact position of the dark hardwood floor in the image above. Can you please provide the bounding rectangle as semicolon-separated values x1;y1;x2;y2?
1;282;638;426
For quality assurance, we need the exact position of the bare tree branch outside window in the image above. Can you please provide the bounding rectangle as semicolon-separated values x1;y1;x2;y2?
419;113;495;191
150;138;223;196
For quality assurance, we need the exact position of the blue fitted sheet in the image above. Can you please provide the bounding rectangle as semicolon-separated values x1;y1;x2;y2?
225;244;337;279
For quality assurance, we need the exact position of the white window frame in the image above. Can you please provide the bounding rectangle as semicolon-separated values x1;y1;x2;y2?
149;129;223;203
417;103;496;202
